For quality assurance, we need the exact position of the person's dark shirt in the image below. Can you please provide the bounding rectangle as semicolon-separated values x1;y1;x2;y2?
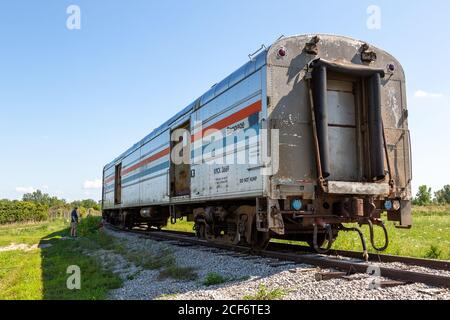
71;209;79;223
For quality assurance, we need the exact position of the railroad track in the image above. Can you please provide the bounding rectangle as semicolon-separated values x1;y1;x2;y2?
104;224;450;289
267;242;450;271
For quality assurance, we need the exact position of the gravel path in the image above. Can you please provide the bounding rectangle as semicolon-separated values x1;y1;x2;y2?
98;228;450;300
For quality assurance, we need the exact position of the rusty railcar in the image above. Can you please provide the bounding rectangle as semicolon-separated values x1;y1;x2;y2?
102;34;412;254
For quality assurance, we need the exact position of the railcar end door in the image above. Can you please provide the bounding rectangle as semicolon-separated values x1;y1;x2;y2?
326;79;359;182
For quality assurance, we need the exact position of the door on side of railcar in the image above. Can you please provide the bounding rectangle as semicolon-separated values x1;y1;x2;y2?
114;163;122;205
170;121;191;197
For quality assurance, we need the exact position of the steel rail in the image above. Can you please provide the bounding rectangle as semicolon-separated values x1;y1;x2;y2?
267;242;450;271
104;224;450;289
157;229;450;271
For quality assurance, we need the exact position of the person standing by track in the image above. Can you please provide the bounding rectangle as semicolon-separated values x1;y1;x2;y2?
70;207;79;238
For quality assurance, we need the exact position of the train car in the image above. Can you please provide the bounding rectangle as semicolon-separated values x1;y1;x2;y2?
102;34;412;254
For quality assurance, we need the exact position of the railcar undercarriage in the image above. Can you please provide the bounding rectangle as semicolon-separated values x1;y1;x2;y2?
102;193;399;259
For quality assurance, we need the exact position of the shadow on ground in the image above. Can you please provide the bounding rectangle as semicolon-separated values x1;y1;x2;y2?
39;223;121;300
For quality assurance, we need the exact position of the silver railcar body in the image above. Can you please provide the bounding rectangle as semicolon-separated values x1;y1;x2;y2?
103;34;412;251
103;51;267;208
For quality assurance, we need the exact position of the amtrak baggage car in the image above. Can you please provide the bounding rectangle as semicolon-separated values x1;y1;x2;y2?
103;34;412;252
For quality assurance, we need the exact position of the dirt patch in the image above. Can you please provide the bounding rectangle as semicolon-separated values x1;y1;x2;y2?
0;243;52;252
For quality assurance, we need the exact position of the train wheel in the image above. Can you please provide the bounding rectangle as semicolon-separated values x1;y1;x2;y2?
251;223;270;251
252;231;270;250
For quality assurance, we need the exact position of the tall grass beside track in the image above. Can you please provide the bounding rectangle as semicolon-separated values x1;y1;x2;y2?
332;209;449;259
0;215;198;300
165;206;450;260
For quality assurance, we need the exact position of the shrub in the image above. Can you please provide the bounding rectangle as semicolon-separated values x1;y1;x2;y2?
78;207;87;218
413;185;433;206
434;185;450;205
203;273;229;286
158;265;198;281
0;200;48;224
78;216;103;237
424;245;442;259
243;284;286;300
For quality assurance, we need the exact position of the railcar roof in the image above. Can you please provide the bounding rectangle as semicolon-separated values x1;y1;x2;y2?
104;33;400;170
105;49;267;170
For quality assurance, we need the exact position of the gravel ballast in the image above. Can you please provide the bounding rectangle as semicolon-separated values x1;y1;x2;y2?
100;228;450;300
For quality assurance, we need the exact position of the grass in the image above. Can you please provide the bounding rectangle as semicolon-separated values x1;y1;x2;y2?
158;265;198;281
243;284;286;300
424;245;442;259
203;272;230;286
0;217;122;300
41;236;123;300
155;292;179;299
165;206;450;260
0;250;43;299
331;210;450;260
162;219;195;233
0;219;68;246
75;221;199;282
85;230;198;281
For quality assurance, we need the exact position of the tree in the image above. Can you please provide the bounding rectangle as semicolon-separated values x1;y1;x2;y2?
70;199;100;211
434;185;450;205
22;190;66;208
23;190;47;203
412;185;432;206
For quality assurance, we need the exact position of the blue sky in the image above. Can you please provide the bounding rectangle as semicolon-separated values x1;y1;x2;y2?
0;0;449;201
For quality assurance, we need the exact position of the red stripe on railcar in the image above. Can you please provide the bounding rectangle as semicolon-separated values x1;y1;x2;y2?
104;100;262;181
